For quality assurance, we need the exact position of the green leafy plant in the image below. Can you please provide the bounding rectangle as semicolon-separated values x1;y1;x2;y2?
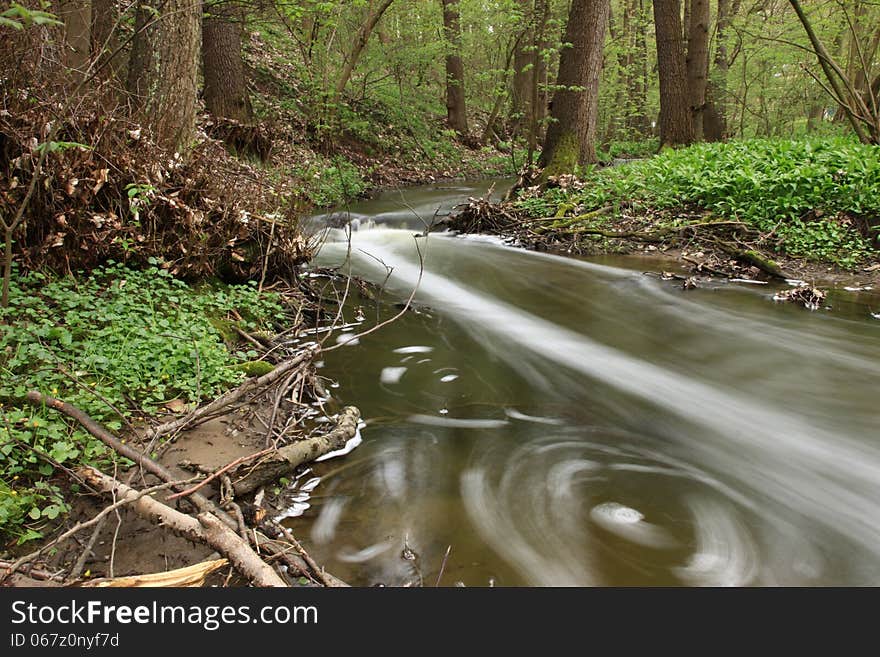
518;137;878;268
0;264;285;543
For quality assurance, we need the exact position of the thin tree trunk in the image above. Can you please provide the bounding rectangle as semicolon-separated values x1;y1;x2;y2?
442;0;469;137
334;0;394;99
203;3;253;123
685;0;710;140
538;0;610;175
653;0;694;146
704;0;732;141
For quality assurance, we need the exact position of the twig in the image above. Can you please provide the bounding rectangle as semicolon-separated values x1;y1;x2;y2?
166;447;275;502
435;545;452;587
270;521;334;588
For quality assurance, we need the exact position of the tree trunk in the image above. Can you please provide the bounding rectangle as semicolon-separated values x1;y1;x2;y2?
703;0;732;141
527;0;548;164
510;0;532;135
807;104;824;131
685;0;709;140
624;0;651;135
143;0;201;153
203;3;253;123
90;0;122;80
126;1;154;111
59;0;91;77
442;0;469;137
334;0;394;100
653;0;694;146
538;0;610;175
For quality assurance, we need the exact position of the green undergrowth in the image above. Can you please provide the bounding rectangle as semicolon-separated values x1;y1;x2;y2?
516;138;879;268
0;262;286;545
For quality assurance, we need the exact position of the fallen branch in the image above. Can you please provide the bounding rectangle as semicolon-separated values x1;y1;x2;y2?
167;447;276;502
23;390;236;527
79;466;287;587
80;558;229;587
148;345;319;440
0;476;195;584
229;406;361;497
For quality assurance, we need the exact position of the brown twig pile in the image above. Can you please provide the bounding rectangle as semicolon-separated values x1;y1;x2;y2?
0;32;311;283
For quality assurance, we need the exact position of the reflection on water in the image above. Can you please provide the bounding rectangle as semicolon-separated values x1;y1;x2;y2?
286;182;880;586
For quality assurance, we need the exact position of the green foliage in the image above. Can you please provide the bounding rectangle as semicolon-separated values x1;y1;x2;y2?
516;138;879;268
0;264;284;543
0;3;63;30
293;157;367;208
596;139;659;162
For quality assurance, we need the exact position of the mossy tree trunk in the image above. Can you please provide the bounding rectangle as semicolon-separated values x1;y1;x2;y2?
538;0;609;176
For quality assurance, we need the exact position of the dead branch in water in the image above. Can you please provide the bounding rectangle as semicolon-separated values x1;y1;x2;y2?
228;406;360;497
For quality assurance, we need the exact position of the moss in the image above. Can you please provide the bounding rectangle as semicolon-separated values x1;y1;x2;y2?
540;131;580;181
236;360;276;377
208;317;238;344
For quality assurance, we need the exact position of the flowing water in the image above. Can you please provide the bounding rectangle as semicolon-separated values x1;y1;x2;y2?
288;180;880;586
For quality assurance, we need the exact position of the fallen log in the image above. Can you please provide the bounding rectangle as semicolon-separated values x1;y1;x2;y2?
229;406;361;497
79;467;287;587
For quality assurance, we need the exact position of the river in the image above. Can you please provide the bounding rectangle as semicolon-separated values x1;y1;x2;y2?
287;179;880;586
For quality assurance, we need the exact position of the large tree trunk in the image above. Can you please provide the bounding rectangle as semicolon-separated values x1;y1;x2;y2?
203;3;253;123
143;0;201;153
653;0;694;146
685;0;709;140
538;0;610;175
442;0;469;137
